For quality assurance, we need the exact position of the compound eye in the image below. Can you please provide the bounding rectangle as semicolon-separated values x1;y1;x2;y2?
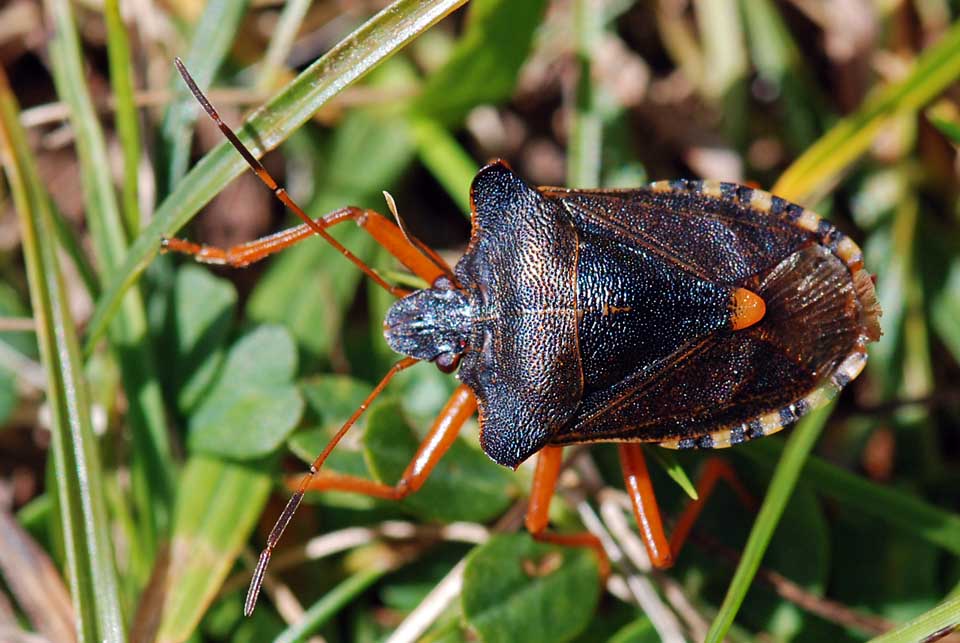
435;352;461;373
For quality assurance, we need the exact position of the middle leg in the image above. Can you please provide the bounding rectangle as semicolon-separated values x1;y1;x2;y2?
525;446;610;576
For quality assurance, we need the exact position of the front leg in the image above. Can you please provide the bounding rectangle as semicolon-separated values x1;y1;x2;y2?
163;206;450;296
294;384;476;499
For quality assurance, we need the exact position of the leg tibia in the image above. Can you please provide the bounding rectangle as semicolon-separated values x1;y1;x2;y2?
525;446;610;576
668;457;755;557
294;385;476;499
162;205;449;288
618;444;755;569
618;443;674;568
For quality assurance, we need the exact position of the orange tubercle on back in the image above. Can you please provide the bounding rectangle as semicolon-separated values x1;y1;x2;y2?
730;287;766;330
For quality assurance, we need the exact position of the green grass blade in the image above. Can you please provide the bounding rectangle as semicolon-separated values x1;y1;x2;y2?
154;456;271;643
0;69;125;643
704;404;833;643
158;0;250;193
46;0;175;577
408;0;547;207
49;198;100;297
272;566;389;643
412;0;548;126
868;593;960;643
773;19;960;203
648;448;698;501
566;0;603;189
84;0;470;354
694;0;747;142
739;0;822;151
745;438;960;556
926;99;960;144
104;0;142;236
411;117;475;215
255;0;313;91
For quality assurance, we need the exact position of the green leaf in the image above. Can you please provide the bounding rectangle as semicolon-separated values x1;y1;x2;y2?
85;0;470;353
188;325;304;458
462;534;599;643
245;223;373;360
773;19;960;204
155;455;272;643
301;374;375;422
288;375;374;464
47;0;175;567
926;99;960;145
190;385;303;459
705;404;833;643
608;618;660;643
246;106;415;358
0;69;125;643
163;265;238;413
104;0;142;235
287;376;388;511
413;0;549;126
363;399;516;523
869;593;960;643
158;0;250;192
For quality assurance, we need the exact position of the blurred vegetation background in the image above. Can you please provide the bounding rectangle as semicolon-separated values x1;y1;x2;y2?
0;0;959;642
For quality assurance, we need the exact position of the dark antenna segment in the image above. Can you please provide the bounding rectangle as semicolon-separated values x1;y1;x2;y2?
172;57;407;298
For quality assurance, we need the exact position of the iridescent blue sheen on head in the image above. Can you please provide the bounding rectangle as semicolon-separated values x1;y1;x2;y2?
383;283;472;365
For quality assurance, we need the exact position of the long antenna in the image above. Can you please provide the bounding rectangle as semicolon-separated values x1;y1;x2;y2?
173;57;407;298
244;356;419;616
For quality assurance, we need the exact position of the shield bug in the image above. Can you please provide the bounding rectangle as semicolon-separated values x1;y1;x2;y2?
165;58;882;616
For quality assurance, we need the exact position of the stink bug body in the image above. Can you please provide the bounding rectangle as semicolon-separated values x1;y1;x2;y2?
165;59;881;616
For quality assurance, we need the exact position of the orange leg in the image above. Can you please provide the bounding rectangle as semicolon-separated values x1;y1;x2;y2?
618;443;754;569
162;206;449;289
246;356;419;615
168;58;451;295
525;446;610;577
295;384;476;499
668;456;754;558
618;443;673;567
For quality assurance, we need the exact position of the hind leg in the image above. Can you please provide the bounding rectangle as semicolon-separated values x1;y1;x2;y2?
618;443;754;568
